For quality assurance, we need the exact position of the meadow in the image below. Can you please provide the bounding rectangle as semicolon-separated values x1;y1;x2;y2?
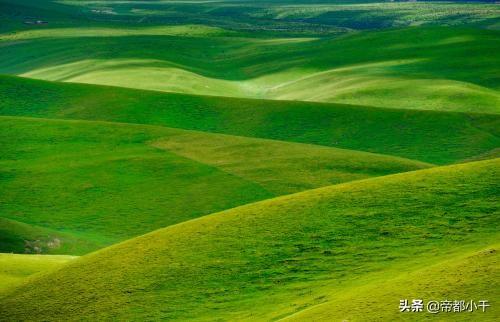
0;26;499;113
0;0;499;321
1;75;498;165
1;159;498;320
1;0;500;112
1;115;431;255
0;253;75;294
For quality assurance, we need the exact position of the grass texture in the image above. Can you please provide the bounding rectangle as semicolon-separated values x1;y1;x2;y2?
0;253;75;294
0;2;498;319
1;75;498;165
1;1;499;113
0;26;497;113
0;116;429;254
0;158;497;320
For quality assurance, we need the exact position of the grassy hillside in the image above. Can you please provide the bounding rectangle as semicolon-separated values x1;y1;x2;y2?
285;245;499;321
2;0;498;35
1;116;428;254
0;19;499;112
150;130;431;195
1;75;498;165
0;1;497;320
0;159;497;321
0;217;99;255
0;116;272;254
461;148;500;163
0;253;75;294
0;0;87;33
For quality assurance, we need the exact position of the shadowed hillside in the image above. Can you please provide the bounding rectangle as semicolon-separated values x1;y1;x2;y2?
1;75;498;165
1;116;429;254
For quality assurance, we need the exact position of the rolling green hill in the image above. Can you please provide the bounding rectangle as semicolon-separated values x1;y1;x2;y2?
150;130;432;195
2;0;498;35
0;159;497;321
0;2;498;320
1;116;429;254
1;75;498;165
0;116;270;254
0;14;499;112
284;244;499;321
0;253;75;294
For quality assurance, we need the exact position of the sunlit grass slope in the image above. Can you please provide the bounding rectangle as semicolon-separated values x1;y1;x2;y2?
0;159;497;321
0;253;75;294
1;116;428;254
0;21;498;112
284;245;499;321
262;68;500;113
1;75;498;165
151;131;431;195
0;116;271;254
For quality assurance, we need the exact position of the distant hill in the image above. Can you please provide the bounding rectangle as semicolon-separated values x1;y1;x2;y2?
0;18;499;111
2;1;498;34
1;75;498;165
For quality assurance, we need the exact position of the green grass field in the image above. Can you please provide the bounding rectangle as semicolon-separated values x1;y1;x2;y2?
1;116;430;255
0;217;99;255
150;130;431;195
2;0;499;35
1;75;498;165
0;0;498;320
0;253;75;294
1;159;497;320
285;244;499;321
0;25;498;113
1;0;500;113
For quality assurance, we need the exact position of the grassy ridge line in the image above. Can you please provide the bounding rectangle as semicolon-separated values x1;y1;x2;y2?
262;69;500;113
0;25;498;112
0;253;76;295
282;244;499;321
1;116;428;254
1;75;498;164
150;130;432;195
1;158;497;321
0;116;273;254
460;148;500;163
